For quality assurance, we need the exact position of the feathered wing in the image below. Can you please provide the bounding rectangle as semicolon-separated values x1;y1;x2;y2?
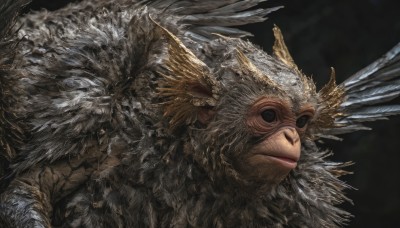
322;42;400;136
147;0;282;41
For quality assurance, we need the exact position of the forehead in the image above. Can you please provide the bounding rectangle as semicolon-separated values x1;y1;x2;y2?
249;52;306;96
206;39;316;107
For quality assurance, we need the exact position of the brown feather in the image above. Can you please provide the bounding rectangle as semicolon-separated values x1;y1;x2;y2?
154;20;219;129
235;48;283;91
272;25;316;95
315;68;346;129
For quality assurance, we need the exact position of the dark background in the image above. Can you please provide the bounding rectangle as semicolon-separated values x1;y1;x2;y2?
25;0;400;227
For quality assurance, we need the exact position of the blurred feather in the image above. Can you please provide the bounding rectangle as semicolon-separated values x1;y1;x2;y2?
323;42;400;136
341;105;400;122
0;0;31;39
342;79;400;108
343;42;400;91
150;0;282;40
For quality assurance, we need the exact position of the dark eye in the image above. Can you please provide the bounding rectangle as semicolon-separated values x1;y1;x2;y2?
296;115;311;128
261;109;277;123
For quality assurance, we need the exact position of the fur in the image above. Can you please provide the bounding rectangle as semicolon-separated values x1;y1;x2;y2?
3;0;393;227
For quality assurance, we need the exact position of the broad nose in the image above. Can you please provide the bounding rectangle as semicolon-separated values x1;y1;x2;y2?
283;128;300;145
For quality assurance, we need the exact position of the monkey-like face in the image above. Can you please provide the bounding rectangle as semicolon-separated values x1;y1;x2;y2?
237;97;315;183
189;37;319;184
157;25;340;186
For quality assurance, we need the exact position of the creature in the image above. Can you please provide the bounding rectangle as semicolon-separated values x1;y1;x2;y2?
0;0;400;227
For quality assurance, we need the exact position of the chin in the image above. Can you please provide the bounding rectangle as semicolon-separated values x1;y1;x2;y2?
236;157;294;185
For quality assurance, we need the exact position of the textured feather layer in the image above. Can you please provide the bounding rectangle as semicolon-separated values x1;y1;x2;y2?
0;0;30;39
156;0;283;41
0;0;352;227
0;0;31;192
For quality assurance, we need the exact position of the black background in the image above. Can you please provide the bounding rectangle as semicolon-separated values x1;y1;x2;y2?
25;0;400;227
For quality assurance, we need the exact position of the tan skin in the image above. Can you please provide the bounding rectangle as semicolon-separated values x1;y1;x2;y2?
240;97;315;183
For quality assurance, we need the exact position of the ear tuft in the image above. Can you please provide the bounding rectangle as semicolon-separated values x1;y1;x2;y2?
272;25;316;95
153;19;219;129
272;25;298;71
315;67;346;129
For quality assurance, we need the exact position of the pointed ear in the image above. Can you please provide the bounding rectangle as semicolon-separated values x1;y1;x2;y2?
272;25;299;71
154;21;220;128
272;25;316;94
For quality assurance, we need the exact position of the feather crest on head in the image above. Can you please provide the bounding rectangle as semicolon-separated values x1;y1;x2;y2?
272;25;345;131
235;48;283;91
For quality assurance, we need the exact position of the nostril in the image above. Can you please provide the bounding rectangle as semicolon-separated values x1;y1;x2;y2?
283;128;300;145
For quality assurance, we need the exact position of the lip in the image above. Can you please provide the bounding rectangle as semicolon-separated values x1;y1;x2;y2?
255;154;299;169
268;155;298;169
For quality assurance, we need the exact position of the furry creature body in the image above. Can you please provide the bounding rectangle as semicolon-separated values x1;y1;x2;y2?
0;0;400;227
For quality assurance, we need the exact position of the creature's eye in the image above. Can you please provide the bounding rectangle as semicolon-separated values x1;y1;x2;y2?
296;115;311;128
261;109;277;123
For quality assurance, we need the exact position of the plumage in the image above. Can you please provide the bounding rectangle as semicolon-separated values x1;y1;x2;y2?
0;0;31;193
324;43;400;136
0;0;399;227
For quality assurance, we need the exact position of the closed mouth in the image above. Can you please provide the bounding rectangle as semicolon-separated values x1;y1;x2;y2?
267;155;298;169
255;153;299;169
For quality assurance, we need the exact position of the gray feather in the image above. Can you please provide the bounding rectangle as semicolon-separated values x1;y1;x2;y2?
327;42;400;135
342;79;400;108
191;26;253;38
319;124;372;138
143;0;281;44
343;42;400;90
342;105;400;122
182;8;280;26
150;0;282;39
